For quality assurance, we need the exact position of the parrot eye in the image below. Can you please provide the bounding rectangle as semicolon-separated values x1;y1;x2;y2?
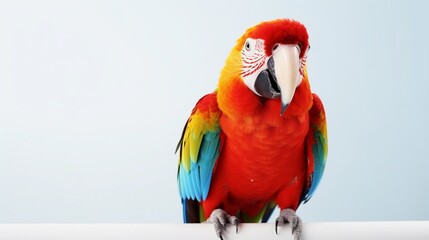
245;41;251;51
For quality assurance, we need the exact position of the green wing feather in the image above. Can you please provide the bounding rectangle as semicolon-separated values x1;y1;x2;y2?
302;94;328;203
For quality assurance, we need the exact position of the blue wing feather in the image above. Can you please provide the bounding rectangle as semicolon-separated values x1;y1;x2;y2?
198;131;221;200
177;93;222;222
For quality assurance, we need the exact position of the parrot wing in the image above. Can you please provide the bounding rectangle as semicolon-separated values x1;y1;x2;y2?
301;93;328;203
176;92;223;222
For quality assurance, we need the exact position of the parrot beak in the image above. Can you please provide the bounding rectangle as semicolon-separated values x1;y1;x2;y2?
268;44;301;115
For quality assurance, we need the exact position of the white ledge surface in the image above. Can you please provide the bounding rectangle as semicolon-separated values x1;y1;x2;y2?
0;222;428;240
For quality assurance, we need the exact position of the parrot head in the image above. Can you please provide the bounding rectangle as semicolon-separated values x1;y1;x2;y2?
219;19;310;115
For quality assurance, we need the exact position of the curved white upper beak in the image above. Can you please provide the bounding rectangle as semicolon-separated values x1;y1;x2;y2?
272;44;301;115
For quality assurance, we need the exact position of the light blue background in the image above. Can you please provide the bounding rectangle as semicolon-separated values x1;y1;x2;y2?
0;0;428;223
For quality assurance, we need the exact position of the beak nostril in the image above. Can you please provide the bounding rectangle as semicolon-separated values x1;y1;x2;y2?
296;45;301;54
272;44;279;52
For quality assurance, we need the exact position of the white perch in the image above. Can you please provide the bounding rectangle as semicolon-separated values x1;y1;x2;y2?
0;222;428;240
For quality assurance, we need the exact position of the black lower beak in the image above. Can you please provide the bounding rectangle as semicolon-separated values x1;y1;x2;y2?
254;57;281;99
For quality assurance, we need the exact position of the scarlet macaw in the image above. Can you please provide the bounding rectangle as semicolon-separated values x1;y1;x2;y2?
177;19;327;240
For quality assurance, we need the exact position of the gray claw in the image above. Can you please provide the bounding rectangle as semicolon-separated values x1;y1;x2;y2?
205;209;239;240
275;218;281;234
275;208;302;240
231;217;239;233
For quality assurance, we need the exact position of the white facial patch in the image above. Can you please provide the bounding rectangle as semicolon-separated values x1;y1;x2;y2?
240;38;308;97
240;38;267;96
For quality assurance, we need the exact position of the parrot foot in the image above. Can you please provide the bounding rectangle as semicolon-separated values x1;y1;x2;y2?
275;208;302;240
204;208;239;240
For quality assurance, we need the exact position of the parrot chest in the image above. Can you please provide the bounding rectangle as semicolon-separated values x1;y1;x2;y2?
217;112;309;201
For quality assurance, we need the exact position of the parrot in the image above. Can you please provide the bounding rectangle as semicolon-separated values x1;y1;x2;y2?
176;18;327;240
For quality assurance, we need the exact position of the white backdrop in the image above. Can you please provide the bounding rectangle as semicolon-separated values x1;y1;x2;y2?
0;0;428;223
